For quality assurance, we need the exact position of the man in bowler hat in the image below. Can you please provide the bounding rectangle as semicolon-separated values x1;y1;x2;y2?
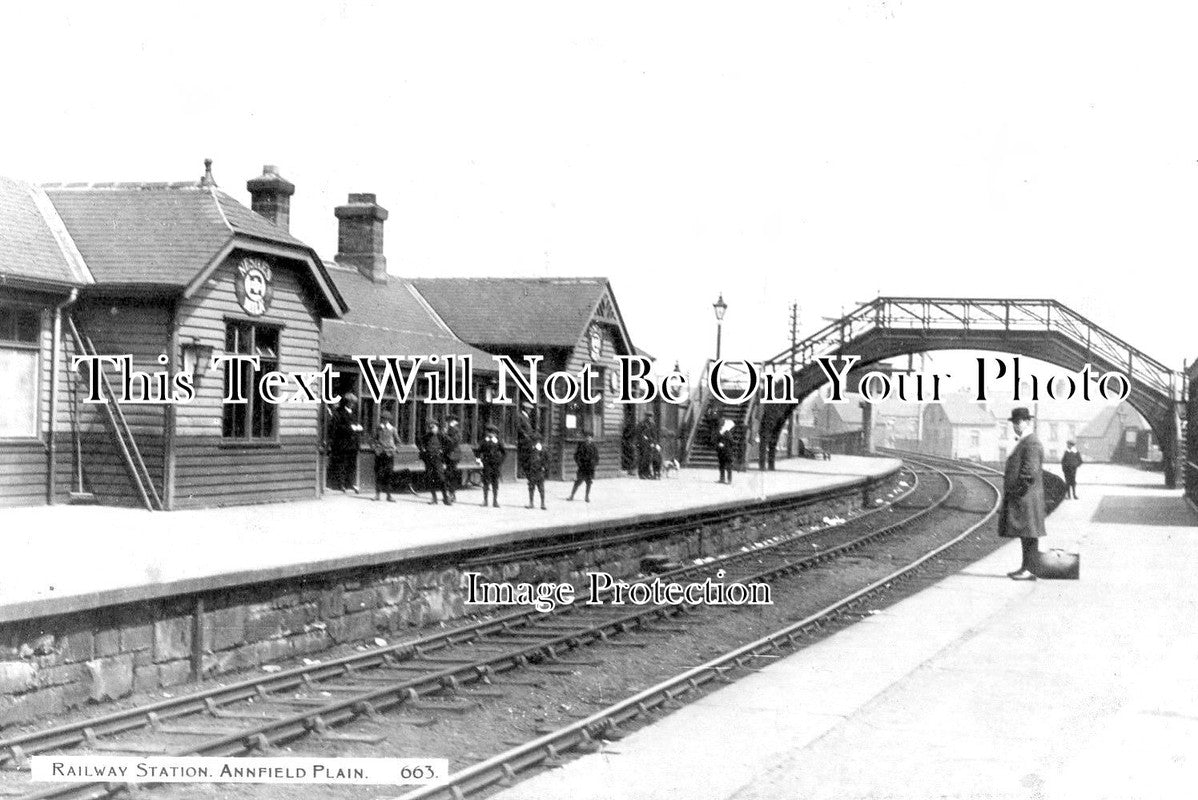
998;407;1047;580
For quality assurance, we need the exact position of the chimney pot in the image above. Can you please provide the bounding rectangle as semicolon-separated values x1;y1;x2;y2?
335;193;389;283
247;164;296;232
199;158;217;187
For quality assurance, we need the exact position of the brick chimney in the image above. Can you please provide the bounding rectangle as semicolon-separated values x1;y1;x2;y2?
335;193;388;283
246;165;296;231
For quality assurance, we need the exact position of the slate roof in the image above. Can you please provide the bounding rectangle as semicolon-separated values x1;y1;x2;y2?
0;176;91;287
323;264;502;371
826;401;863;426
409;278;611;349
1079;403;1146;438
938;398;996;426
42;182;308;288
867;398;923;419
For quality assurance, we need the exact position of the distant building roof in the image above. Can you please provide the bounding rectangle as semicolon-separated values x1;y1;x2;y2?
323;264;501;371
938;398;996;426
0;176;92;288
868;398;923;419
1079;403;1147;438
409;277;617;349
828;402;864;427
986;395;1095;424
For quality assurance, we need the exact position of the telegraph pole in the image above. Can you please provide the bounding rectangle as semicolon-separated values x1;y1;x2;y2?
787;302;800;457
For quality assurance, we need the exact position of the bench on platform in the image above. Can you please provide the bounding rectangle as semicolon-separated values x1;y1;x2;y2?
385;455;485;495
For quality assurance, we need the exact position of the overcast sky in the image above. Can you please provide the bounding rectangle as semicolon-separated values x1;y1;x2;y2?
2;1;1193;382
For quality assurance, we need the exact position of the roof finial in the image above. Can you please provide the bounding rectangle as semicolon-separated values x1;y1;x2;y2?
200;158;216;188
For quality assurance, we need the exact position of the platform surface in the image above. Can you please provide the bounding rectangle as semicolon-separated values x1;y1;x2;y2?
0;456;898;623
492;463;1198;800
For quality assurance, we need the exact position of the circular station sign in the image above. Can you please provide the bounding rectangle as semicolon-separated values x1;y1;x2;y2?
235;257;273;316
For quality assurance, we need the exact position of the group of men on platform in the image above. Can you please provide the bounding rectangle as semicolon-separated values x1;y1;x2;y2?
327;396;602;511
329;394;742;511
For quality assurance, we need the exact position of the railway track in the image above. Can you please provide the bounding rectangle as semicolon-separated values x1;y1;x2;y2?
391;453;1003;800
0;458;981;800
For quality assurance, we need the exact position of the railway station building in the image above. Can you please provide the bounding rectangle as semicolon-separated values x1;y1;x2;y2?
0;177;94;507
1;164;648;507
319;193;517;491
409;276;639;480
0;163;349;510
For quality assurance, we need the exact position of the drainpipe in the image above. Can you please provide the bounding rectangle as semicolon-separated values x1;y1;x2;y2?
47;288;79;504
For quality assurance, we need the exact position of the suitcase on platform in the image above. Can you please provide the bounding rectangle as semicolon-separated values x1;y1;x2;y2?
1035;548;1079;580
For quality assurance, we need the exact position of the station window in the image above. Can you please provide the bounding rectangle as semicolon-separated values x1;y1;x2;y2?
222;322;279;440
359;395;377;439
0;306;41;438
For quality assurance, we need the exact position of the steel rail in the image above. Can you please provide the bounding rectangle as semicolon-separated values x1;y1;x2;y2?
390;455;1001;800
0;467;915;773
7;466;942;800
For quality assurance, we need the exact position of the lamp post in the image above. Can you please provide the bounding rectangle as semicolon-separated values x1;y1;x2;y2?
712;293;728;361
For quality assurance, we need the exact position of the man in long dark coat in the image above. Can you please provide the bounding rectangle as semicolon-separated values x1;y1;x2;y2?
516;402;536;475
998;407;1047;580
568;430;599;502
328;393;362;493
442;416;463;503
636;415;658;479
420;421;452;505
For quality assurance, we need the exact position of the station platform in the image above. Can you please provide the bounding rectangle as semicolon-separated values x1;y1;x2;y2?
493;464;1198;800
0;456;898;624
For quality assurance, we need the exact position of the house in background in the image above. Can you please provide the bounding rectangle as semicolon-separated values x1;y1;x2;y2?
921;398;999;461
804;392;923;454
1077;401;1152;464
986;385;1098;463
869;399;923;450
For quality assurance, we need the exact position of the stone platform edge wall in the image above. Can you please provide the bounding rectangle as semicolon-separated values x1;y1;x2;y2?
0;473;899;727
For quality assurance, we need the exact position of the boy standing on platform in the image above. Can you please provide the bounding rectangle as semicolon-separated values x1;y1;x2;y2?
373;404;400;502
568;430;599;502
478;424;507;508
526;437;548;510
716;419;735;485
1061;441;1083;499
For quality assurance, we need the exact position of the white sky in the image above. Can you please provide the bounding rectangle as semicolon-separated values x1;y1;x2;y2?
2;1;1194;380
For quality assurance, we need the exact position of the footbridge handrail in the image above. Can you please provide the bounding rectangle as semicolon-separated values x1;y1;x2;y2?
763;297;1177;400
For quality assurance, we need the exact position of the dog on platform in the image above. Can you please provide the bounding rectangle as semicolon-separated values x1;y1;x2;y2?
662;458;681;478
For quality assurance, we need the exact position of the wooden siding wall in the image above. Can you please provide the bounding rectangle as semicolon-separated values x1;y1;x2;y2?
561;317;626;479
172;253;322;509
53;300;171;507
0;298;53;507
